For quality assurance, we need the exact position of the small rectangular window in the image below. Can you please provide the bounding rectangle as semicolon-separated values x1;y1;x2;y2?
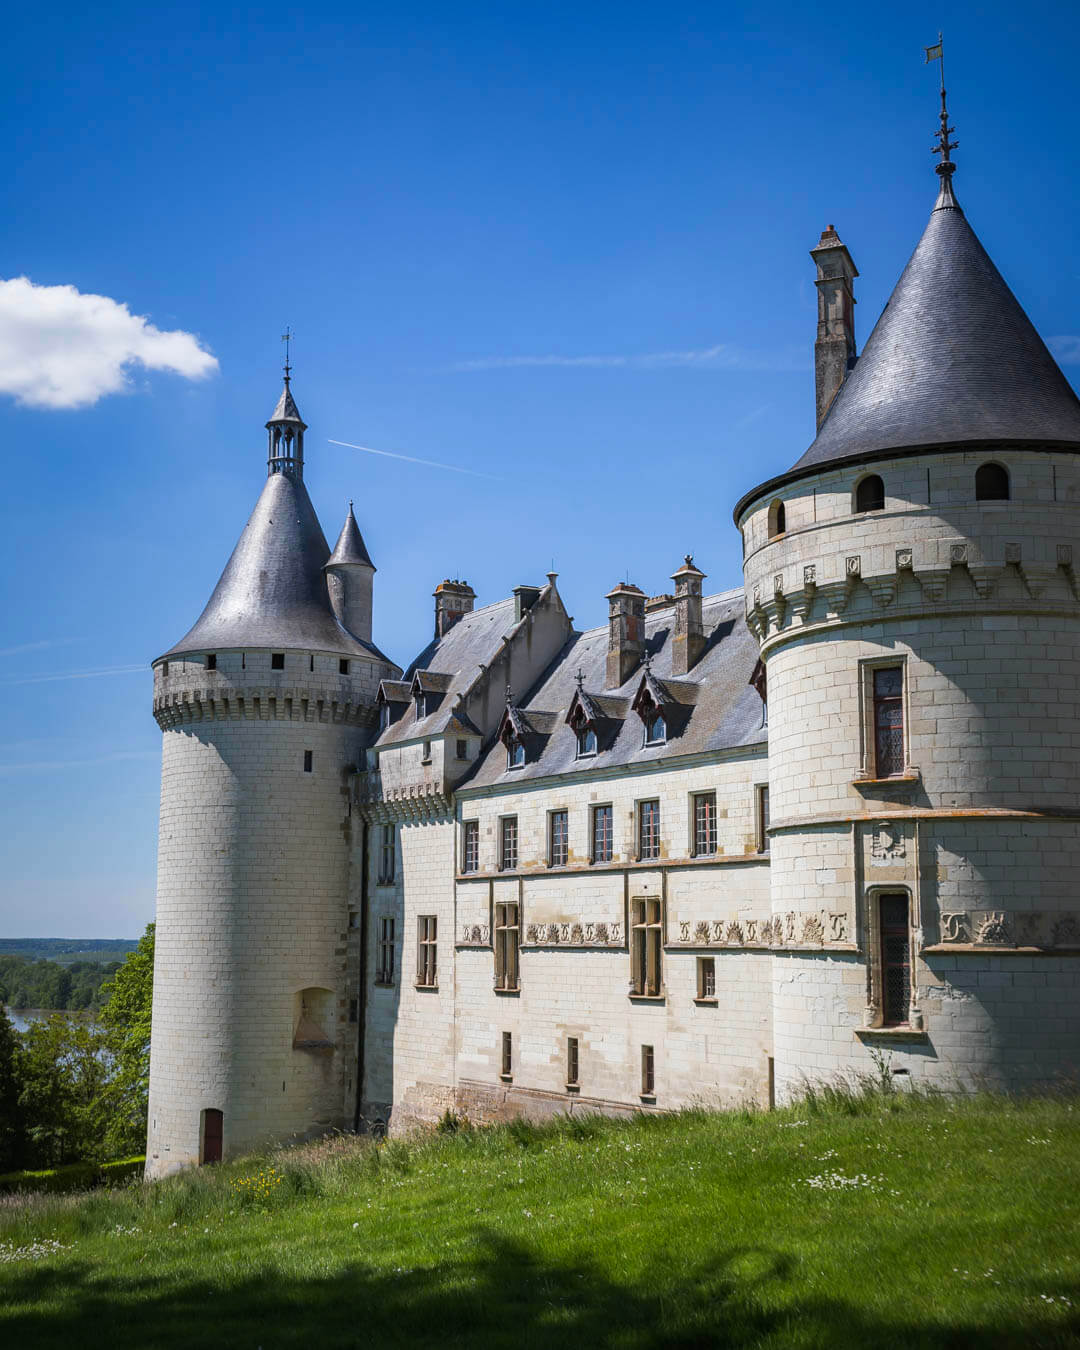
462;820;479;873
631;898;663;996
206;654;217;671
499;816;518;872
303;750;313;773
378;824;395;884
161;662;169;677
567;1036;579;1087
376;917;396;985
339;658;349;675
641;1045;655;1097
757;786;770;854
592;804;613;863
456;739;468;760
880;893;911;1026
271;652;285;670
873;666;905;778
494;903;519;991
697;957;716;1000
549;809;568;867
638;800;660;861
416;915;437;987
693;791;717;856
348;998;358;1023
501;1030;513;1079
422;740;432;764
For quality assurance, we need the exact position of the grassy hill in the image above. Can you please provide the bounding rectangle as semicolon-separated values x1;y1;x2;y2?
1;1087;1078;1349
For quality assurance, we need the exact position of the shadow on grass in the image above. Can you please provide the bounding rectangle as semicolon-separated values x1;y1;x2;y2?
2;1229;1076;1350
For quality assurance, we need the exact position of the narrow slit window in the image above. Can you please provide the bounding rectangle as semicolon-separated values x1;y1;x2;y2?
303;750;313;773
592;804;613;863
501;1031;513;1078
631;898;663;996
378;824;395;884
693;791;717;856
757;786;770;853
640;1045;655;1097
567;1036;579;1087
376;917;396;984
494;903;519;991
416;915;437;987
879;893;912;1026
549;809;569;867
873;667;905;778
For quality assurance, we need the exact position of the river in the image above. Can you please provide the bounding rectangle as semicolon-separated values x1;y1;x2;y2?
9;1009;96;1033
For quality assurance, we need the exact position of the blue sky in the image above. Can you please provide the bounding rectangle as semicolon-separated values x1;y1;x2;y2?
2;1;1078;937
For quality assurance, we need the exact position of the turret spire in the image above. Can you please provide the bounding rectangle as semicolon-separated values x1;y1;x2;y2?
926;35;959;209
266;336;307;479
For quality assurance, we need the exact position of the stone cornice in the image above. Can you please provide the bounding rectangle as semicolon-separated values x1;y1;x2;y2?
154;682;377;730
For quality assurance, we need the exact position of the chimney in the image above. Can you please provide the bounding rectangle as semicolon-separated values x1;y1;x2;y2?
605;582;646;688
670;555;706;675
434;579;476;638
513;584;541;622
810;224;858;429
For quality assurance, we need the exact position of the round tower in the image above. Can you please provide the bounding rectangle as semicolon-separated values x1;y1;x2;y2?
737;112;1080;1098
146;370;400;1177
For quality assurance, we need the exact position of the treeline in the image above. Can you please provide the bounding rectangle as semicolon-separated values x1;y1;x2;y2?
0;956;122;1011
0;938;138;965
0;925;153;1171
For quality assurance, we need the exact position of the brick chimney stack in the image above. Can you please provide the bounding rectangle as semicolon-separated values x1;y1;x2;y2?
811;224;858;429
605;582;646;688
433;579;476;638
670;555;706;675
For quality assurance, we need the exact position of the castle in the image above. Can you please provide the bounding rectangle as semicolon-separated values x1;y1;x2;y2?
146;105;1080;1176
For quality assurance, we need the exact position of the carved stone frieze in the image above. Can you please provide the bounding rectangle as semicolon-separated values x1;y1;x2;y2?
458;924;491;946
870;822;906;863
522;920;622;947
933;909;1080;949
672;910;850;949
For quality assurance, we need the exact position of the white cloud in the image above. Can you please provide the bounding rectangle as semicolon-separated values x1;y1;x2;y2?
1049;336;1080;365
447;344;807;373
0;276;218;409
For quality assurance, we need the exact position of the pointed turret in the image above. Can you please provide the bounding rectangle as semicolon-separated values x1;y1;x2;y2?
325;503;376;643
266;349;307;479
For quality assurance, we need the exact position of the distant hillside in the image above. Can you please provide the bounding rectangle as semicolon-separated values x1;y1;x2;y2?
0;939;138;966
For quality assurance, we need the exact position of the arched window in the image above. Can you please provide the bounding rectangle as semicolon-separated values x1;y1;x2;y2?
975;462;1009;501
854;474;885;513
768;500;786;538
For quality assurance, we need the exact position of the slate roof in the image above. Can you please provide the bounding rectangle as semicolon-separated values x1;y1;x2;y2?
376;597;521;745
735;184;1080;518
159;470;392;662
326;504;375;570
460;588;766;789
267;380;306;426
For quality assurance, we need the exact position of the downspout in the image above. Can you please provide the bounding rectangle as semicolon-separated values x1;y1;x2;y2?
353;813;370;1134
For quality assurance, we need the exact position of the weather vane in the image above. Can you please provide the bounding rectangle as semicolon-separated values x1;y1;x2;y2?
574;668;585;691
281;327;294;381
924;34;957;182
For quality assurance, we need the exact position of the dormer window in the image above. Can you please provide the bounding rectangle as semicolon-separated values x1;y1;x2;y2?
380;704;391;731
644;712;667;746
576;726;597;757
507;739;525;770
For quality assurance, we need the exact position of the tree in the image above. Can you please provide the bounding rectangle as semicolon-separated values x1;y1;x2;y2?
18;1014;111;1165
0;1005;24;1170
98;923;154;1157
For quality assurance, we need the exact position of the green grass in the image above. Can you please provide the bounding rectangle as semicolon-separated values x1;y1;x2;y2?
0;1156;144;1194
1;1088;1078;1349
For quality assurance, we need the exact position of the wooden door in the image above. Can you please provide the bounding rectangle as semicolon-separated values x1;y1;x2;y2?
202;1109;223;1164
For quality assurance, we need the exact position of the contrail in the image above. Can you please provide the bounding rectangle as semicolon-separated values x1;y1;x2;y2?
328;439;499;479
0;664;146;687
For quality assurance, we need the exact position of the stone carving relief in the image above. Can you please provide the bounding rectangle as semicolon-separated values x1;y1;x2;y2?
934;910;1080;949
522;921;621;947
870;822;906;863
895;548;913;571
459;924;491;946
673;910;850;949
950;543;968;565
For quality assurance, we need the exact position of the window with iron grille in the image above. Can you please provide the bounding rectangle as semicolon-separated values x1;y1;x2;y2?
494;903;519;991
638;800;660;860
697;956;716;1000
757;785;770;853
567;1036;579;1087
499;816;518;871
378;824;395;884
631;897;662;996
592;804;613;863
416;915;437;987
549;809;569;867
873;666;905;778
376;916;395;985
879;893;911;1026
501;1031;513;1078
640;1044;655;1096
693;792;717;856
462;820;479;873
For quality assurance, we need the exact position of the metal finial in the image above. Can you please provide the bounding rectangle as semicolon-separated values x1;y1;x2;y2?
574;668;585;690
643;650;652;674
926;34;957;182
505;684;514;706
684;553;694;567
281;327;294;382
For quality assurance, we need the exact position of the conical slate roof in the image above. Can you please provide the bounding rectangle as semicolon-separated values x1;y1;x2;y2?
326;504;375;570
160;471;381;659
267;381;306;427
792;189;1080;473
